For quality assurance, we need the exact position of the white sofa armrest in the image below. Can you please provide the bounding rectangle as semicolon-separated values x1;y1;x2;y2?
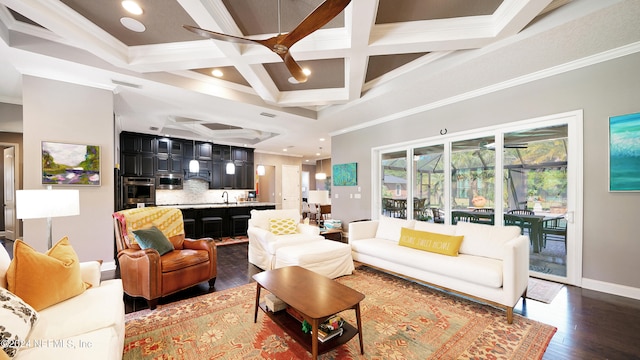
502;235;530;306
297;223;320;236
80;261;102;288
248;226;276;248
348;221;379;242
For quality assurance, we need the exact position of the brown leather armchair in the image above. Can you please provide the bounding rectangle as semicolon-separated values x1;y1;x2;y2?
113;207;217;309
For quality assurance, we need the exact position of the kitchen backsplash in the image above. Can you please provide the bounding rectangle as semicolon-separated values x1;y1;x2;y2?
156;179;252;205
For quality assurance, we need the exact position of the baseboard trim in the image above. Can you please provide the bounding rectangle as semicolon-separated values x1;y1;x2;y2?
582;278;640;301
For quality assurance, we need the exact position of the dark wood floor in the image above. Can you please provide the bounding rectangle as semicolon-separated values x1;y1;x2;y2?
3;238;639;358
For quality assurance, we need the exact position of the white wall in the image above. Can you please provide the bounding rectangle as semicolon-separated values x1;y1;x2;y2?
22;76;115;265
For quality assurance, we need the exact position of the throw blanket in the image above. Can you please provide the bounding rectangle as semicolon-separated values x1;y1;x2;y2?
114;207;184;246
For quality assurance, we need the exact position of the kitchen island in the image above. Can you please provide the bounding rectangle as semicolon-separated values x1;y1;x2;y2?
158;202;276;238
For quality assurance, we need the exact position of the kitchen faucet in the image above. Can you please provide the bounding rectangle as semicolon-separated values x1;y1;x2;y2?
222;191;229;204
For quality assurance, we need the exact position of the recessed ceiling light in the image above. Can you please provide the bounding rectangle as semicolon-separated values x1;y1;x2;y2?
283;148;288;152
211;69;223;77
319;138;325;141
122;1;143;15
120;17;145;32
287;77;299;84
303;68;311;76
316;152;320;156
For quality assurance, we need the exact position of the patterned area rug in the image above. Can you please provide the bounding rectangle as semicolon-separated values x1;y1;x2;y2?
526;278;565;304
124;266;556;359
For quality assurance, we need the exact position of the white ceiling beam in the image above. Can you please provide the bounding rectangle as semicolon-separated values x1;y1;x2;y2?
0;0;130;66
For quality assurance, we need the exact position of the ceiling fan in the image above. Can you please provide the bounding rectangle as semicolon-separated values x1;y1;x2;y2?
184;0;351;83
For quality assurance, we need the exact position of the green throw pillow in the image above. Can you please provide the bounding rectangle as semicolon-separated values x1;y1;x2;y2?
398;227;464;256
133;226;174;255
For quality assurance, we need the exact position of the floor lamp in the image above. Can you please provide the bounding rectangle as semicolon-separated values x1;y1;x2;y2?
16;187;80;249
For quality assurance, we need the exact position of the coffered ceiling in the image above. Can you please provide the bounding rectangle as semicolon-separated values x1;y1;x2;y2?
0;0;608;159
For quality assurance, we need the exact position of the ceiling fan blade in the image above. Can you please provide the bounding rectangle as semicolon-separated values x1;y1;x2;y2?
281;52;308;83
280;0;351;48
183;25;261;46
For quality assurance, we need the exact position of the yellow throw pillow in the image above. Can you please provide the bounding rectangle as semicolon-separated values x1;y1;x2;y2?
7;237;90;311
398;227;464;256
269;218;298;235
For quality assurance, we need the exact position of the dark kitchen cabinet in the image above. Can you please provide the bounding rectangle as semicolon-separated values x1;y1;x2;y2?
197;142;213;160
120;132;253;189
157;138;183;157
184;141;213;182
156;138;184;175
120;132;155;177
155;155;183;174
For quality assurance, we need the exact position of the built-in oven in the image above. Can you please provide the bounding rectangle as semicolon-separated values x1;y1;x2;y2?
123;177;155;208
156;174;183;190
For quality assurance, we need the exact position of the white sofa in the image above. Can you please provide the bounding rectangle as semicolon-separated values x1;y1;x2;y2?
349;216;529;323
247;208;325;270
0;245;125;360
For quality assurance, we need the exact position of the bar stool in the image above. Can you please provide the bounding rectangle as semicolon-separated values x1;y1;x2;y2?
230;214;250;238
183;218;196;238
201;216;223;240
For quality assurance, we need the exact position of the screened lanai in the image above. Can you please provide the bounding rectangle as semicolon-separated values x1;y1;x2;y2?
380;124;569;276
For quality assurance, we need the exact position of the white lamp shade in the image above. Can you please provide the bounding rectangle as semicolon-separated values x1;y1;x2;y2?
315;172;327;180
16;189;80;219
226;161;235;174
308;190;329;204
256;164;266;176
189;159;199;173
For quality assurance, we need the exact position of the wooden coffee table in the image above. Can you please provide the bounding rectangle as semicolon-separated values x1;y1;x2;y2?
253;266;365;359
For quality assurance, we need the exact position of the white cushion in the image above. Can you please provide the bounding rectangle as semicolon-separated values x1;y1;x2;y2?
16;327;122;360
350;238;503;288
264;233;324;254
275;241;354;279
374;216;415;242
456;222;521;259
0;244;11;289
250;209;300;230
413;221;457;235
27;280;124;342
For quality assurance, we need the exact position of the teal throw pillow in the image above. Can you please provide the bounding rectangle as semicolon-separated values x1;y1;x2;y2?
132;226;174;256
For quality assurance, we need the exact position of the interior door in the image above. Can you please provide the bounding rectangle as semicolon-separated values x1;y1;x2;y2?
4;147;16;240
281;165;301;211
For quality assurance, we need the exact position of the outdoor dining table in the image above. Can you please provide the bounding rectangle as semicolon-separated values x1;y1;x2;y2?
452;210;564;253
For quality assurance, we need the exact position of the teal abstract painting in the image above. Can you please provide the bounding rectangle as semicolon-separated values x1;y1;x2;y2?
333;163;357;186
609;112;640;191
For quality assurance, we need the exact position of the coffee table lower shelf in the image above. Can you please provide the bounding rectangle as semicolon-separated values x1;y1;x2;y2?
259;303;358;355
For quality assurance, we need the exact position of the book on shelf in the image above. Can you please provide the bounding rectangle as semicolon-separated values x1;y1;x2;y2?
317;315;345;342
317;327;343;343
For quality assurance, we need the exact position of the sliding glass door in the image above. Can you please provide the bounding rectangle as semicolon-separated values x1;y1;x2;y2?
374;111;582;285
504;124;569;278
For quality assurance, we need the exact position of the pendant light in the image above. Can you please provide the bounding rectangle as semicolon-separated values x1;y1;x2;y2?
315;158;326;180
256;151;265;176
189;122;199;173
226;145;235;175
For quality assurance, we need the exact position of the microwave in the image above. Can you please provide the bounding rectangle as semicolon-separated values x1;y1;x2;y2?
156;174;183;190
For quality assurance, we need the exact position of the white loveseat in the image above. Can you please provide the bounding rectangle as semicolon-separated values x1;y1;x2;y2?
0;244;125;360
247;208;325;270
349;216;529;323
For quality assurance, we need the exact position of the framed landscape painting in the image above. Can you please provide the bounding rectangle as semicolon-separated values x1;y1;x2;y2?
609;112;640;191
42;141;101;186
332;162;357;186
